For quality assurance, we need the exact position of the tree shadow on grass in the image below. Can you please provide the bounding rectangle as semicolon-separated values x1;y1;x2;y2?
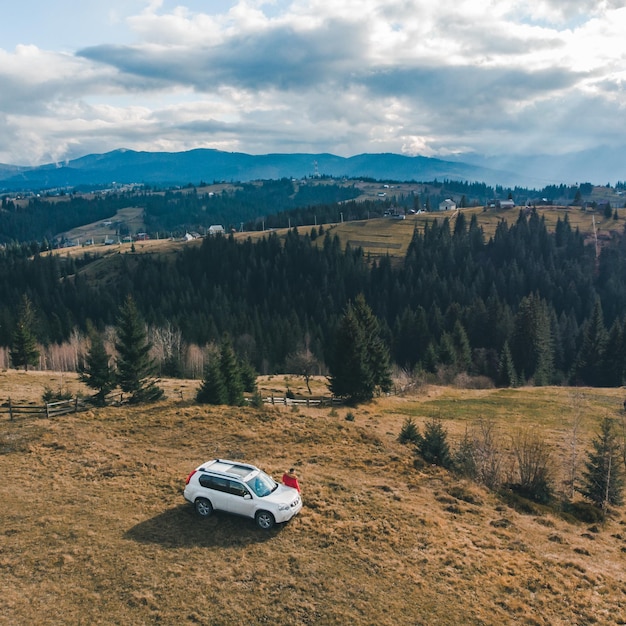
124;504;280;547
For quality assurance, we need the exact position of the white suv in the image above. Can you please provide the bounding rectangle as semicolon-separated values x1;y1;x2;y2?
183;459;303;529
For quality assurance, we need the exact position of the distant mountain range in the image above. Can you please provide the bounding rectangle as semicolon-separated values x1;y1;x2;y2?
0;146;623;192
0;149;526;191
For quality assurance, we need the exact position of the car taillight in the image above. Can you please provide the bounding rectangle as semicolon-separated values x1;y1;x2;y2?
185;470;197;485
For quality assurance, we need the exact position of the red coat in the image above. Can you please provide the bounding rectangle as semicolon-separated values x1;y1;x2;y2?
283;473;301;492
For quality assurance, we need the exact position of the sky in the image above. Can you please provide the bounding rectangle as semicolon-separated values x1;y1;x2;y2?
1;0;625;170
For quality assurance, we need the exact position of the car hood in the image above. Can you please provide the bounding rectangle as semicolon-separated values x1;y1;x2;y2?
262;484;300;504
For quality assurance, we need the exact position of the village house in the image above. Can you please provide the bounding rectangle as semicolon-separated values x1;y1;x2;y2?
439;198;456;211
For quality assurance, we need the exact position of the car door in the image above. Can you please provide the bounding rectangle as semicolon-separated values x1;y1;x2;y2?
198;474;230;511
224;479;255;518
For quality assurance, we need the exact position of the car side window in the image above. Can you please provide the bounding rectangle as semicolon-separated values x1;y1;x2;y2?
199;474;230;493
198;474;213;489
228;480;248;497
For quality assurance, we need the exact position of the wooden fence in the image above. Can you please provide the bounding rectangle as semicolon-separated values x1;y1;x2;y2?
261;395;343;407
1;397;90;421
1;392;341;421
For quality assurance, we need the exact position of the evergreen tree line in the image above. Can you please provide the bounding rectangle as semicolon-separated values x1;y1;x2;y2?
3;177;612;247
3;208;626;388
10;293;164;405
0;179;360;245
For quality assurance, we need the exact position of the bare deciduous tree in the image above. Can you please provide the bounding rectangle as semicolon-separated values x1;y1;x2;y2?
564;392;585;499
285;336;321;394
473;419;504;490
511;428;554;502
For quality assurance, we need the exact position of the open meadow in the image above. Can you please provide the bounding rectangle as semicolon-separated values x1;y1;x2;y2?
2;371;626;625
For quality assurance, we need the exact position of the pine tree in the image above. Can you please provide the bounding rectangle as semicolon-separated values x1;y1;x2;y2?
604;319;624;387
329;296;392;404
511;293;554;385
196;357;227;405
581;417;624;510
451;320;472;372
239;358;259;394
417;417;452;468
329;304;373;404
115;295;163;404
398;416;421;444
80;326;116;405
353;294;392;395
10;295;40;371
497;341;518;387
219;337;245;406
574;299;608;386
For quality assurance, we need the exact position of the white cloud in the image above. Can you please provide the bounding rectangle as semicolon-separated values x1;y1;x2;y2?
0;0;625;179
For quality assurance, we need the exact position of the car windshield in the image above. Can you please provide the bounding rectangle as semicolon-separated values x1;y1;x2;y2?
245;471;278;497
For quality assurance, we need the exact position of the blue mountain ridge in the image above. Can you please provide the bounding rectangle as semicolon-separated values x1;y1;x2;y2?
0;148;524;191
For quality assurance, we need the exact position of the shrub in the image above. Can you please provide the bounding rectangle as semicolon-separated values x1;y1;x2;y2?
250;391;264;408
499;490;544;516
453;430;477;479
510;429;554;504
398;417;421;444
562;501;605;524
417;417;452;468
42;385;73;403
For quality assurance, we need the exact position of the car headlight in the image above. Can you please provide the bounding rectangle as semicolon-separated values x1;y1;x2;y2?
278;503;290;511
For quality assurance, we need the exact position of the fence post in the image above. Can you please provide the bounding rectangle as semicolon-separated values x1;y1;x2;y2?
9;398;13;421
74;397;79;413
45;403;50;419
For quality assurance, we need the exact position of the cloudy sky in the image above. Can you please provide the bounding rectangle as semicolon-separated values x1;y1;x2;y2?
1;0;625;169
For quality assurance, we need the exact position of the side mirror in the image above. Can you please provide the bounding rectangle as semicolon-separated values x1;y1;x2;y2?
244;492;252;499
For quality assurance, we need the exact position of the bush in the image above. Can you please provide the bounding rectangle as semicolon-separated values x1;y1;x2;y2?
499;489;545;516
562;501;605;524
453;430;477;479
417;417;452;468
510;429;554;504
398;417;421;444
42;385;73;403
250;391;264;408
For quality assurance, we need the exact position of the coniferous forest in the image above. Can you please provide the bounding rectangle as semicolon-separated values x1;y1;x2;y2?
2;205;626;387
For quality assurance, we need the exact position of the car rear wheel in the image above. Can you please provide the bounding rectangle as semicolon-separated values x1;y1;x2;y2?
194;497;213;518
255;510;275;530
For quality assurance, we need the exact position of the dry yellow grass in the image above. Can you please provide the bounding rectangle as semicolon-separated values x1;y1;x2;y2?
2;371;626;625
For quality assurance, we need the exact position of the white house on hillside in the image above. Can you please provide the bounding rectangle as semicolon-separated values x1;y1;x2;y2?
498;199;515;209
208;224;225;236
439;199;456;211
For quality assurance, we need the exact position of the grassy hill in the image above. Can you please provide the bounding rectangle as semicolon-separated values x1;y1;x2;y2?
2;371;626;625
53;203;626;263
239;204;625;262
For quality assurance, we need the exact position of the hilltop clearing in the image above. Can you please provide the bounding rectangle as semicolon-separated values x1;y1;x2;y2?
2;371;626;625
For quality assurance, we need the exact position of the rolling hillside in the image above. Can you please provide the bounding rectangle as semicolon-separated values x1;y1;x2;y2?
2;371;626;625
51;204;626;269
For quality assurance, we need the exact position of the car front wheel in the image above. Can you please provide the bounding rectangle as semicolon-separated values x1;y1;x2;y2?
194;497;213;518
255;510;275;530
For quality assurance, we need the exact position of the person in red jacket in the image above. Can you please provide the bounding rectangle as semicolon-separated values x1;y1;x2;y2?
282;467;301;492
